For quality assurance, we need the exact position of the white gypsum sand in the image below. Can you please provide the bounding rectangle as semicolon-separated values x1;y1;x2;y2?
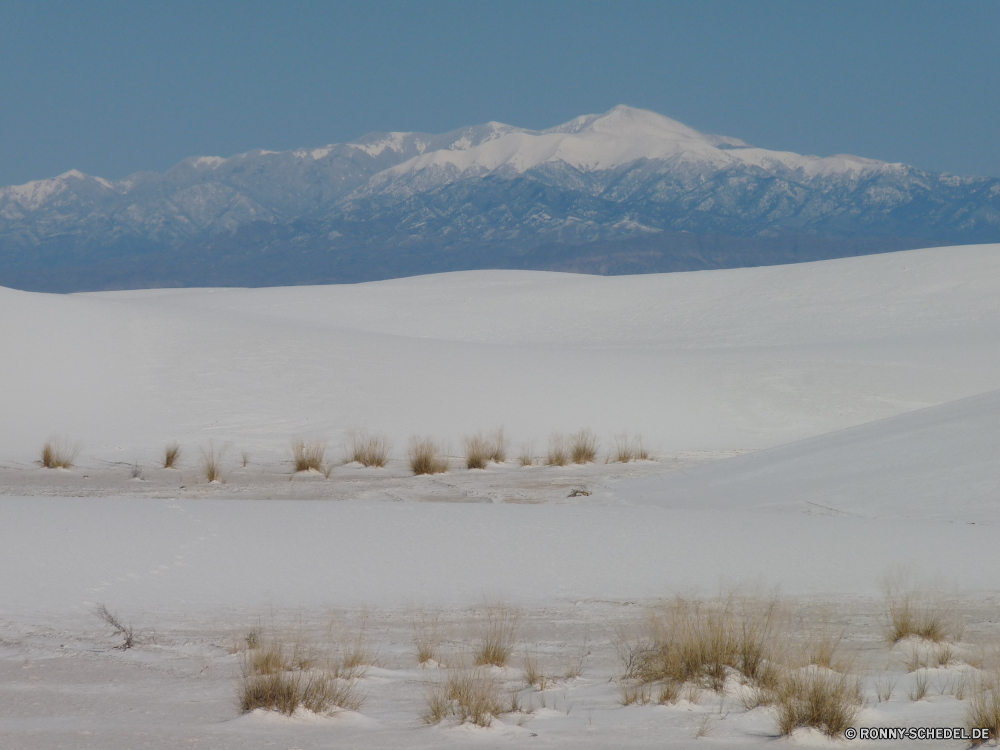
3;243;1000;747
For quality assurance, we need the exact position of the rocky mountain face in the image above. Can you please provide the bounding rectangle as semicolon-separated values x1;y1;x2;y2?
2;106;998;291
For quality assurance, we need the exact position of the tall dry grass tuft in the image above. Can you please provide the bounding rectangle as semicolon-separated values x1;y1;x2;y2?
408;437;448;475
463;434;490;470
487;428;507;463
884;574;948;643
423;670;503;727
346;431;391;468
292;438;327;473
518;443;534;467
966;671;1000;745
546;434;568;466
475;604;520;667
774;668;863;738
163;442;181;469
201;444;225;483
40;438;79;469
569;429;598;464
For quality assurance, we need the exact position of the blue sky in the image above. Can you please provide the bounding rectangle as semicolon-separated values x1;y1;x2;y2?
2;0;997;186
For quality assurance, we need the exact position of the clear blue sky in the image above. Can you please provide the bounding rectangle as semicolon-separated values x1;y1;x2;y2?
2;0;997;186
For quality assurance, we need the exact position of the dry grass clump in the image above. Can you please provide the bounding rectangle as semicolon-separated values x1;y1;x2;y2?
346;431;391;468
884;576;948;643
966;671;1000;745
774;668;863;738
239;634;363;716
518;443;534;466
423;670;503;727
163;442;181;469
291;438;327;473
569;429;598;464
487;427;507;463
201;444;225;483
408;437;448;475
609;432;651;463
40;438;79;469
618;596;782;695
546;434;568;466
474;604;520;667
463;434;490;469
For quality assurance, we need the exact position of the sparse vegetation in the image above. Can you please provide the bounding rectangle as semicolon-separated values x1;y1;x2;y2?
291;438;327;473
908;670;930;701
487;427;507;463
408;437;448;475
474;604;520;667
569;429;598;464
94;603;134;650
347;431;391;468
40;438;78;469
129;461;144;480
609;432;651;463
238;632;363;716
163;442;181;469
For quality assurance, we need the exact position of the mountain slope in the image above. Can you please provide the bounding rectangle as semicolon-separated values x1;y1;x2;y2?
1;106;997;291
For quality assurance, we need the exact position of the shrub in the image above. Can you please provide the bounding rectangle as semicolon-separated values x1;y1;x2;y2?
40;438;78;469
475;604;520;667
94;603;134;650
163;442;181;469
569;429;598;464
408;437;448;475
774;668;862;738
347;431;391;468
291;438;327;473
546;434;568;466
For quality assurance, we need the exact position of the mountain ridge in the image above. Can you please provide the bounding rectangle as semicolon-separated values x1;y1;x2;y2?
1;106;997;292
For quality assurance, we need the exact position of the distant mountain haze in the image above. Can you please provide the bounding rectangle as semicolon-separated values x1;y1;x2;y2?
2;106;997;292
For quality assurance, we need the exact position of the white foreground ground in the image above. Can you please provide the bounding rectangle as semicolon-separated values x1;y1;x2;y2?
3;244;1000;747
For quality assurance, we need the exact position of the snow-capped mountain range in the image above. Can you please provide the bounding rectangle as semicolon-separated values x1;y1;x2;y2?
2;105;998;291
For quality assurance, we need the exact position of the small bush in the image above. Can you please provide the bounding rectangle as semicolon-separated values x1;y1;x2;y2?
569;429;598;464
347;431;391;468
609;432;651;463
475;604;520;667
201;444;225;483
41;438;78;469
546;434;568;466
408;437;448;475
163;442;181;469
292;438;327;473
774;668;862;738
523;651;544;687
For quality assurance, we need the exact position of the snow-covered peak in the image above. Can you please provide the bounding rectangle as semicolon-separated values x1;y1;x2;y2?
551;104;705;143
